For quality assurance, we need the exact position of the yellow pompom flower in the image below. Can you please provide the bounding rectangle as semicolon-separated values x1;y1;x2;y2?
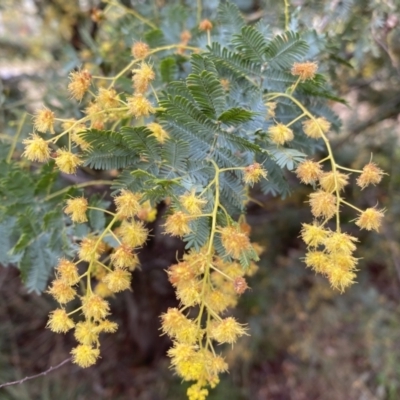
137;200;158;222
132;63;155;94
161;308;201;344
319;171;349;192
79;238;106;262
356;163;385;189
74;321;99;345
56;258;80;285
328;267;357;292
68;69;92;101
96;87;120;108
209;317;248;344
324;231;357;255
309;190;337;220
147;122;169;144
243;163;268;186
220;226;251;259
304;251;330;275
46;309;75;333
96;319;118;333
110;245;139;270
82;294;110;321
302;117;331;139
94;282;114;298
291;61;318;81
64;197;88;223
164;211;192;237
47;279;76;304
127;94;155;118
176;280;202;307
167;261;196;287
187;384;209;400
300;222;329;247
355;207;385;232
131;41;150;59
179;191;207;215
295;159;323;184
55;149;82;174
199;19;213;31
22;133;51;162
118;220;149;248
33;107;55;134
71;345;100;368
268;123;294;145
204;290;231;314
114;189;142;219
103;269;131;293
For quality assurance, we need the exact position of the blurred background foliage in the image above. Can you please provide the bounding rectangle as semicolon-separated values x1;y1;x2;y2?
0;0;400;399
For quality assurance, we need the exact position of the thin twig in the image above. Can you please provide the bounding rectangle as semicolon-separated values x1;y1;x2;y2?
0;358;71;389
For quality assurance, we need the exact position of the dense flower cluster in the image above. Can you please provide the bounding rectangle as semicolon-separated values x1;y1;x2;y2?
46;190;149;367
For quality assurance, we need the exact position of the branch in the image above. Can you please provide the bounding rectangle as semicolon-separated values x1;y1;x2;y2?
0;358;71;389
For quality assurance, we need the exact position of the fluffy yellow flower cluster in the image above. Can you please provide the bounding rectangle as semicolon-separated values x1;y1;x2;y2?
295;156;385;290
160;161;263;399
47;189;151;367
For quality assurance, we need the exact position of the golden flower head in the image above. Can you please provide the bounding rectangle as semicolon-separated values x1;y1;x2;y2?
114;189;142;219
319;171;349;192
94;282;114;298
187;385;209;400
356;162;385;189
96;319;118;334
110;245;139;270
102;269;132;293
147;122;169;144
118;220;149;248
127;94;155;118
323;231;358;255
168;261;197;287
74;321;99;345
68;69;92;101
64;197;88;223
55;149;82;174
33;107;55;134
295;159;323;184
209;317;248;344
47;279;76;304
304;250;331;275
96;87;120;108
220;226;251;259
79;238;106;262
233;276;249;295
164;211;192;237
204;289;231;314
355;207;385;232
71;345;100;368
291;61;318;81
309;190;337;220
56;258;80;285
46;309;75;333
131;41;150;59
199;19;213;31
132;62;155;94
137;200;158;222
300;222;329;248
179;191;207;215
302;117;331;139
22;133;51;162
85;101;105;127
82;294;110;321
328;267;357;293
243;163;268;186
268;123;294;145
176;280;201;307
161;308;202;344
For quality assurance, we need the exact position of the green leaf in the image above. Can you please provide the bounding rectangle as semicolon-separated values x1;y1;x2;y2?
265;31;309;70
144;29;165;48
217;2;245;36
186;70;226;118
232;26;269;63
162;139;189;174
218;107;255;125
160;57;178;83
